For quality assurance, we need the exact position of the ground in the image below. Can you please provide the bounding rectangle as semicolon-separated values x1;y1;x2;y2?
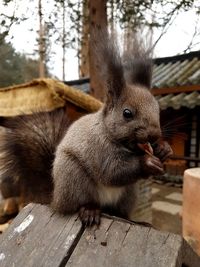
152;181;182;235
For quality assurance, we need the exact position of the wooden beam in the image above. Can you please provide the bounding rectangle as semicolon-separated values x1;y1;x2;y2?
0;203;200;266
151;84;200;96
171;155;200;163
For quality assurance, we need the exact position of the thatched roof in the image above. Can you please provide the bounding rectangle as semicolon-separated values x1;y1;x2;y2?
0;78;102;117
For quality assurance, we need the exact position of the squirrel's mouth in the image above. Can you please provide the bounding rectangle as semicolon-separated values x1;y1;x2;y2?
137;142;153;156
120;139;157;156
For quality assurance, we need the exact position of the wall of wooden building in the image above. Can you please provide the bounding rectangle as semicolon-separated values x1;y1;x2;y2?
160;106;200;178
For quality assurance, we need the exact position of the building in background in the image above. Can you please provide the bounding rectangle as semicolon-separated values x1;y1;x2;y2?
152;51;200;181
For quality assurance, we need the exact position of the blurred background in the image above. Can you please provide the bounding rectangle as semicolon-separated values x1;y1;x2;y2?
0;0;200;85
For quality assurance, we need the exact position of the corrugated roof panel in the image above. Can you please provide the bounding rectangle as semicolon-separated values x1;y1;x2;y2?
152;63;161;74
152;63;165;81
157;94;174;110
156;91;200;110
163;60;191;87
153;59;191;88
181;60;200;85
151;51;200;88
169;93;187;109
182;91;199;107
163;59;191;87
176;57;199;85
153;62;173;86
155;61;181;88
188;67;200;84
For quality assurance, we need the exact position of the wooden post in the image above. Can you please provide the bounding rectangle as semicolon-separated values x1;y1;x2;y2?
183;168;200;255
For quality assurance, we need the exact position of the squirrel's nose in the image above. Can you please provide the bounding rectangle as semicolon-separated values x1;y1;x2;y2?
135;126;146;140
147;129;161;144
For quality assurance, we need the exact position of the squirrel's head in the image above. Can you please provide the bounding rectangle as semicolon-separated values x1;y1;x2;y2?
95;29;161;149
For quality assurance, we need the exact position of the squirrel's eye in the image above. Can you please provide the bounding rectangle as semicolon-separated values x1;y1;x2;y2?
123;109;134;120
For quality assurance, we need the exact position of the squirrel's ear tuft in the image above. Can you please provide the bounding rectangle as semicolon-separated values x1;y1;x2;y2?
123;32;153;89
91;28;125;105
124;58;152;88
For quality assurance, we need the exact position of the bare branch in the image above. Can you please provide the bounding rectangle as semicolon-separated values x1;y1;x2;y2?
183;17;200;53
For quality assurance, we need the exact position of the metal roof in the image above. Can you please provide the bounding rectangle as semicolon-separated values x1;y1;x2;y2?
152;51;200;88
65;78;90;93
156;91;200;110
152;51;200;109
65;51;200;110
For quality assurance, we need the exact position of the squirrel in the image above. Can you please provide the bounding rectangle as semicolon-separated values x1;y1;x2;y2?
0;30;172;226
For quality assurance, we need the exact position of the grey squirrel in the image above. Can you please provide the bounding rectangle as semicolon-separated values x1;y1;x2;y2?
0;30;172;225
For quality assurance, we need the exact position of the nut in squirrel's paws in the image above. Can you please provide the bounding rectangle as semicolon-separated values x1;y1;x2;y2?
137;142;164;175
79;204;101;227
137;142;153;156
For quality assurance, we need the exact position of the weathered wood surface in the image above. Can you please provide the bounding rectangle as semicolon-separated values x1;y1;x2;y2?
0;203;200;267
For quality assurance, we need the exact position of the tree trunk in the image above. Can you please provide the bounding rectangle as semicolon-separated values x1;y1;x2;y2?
109;0;115;35
79;0;90;78
62;0;66;81
38;0;45;78
88;0;107;101
124;26;132;52
123;0;132;53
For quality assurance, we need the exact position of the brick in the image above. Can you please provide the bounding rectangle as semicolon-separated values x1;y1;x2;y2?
152;188;160;194
152;201;182;215
166;193;183;202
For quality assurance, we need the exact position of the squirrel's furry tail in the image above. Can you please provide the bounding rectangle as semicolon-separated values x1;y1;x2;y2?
0;108;69;204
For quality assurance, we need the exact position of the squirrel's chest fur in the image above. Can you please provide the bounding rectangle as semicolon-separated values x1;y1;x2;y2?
97;183;125;206
60;111;129;207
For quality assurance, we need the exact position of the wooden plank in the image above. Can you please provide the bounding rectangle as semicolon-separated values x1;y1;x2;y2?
1;204;200;267
0;203;83;267
67;216;200;267
171;155;200;163
66;218;131;267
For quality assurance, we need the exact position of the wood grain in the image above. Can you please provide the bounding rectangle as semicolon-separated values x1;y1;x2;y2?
0;204;83;267
0;203;199;267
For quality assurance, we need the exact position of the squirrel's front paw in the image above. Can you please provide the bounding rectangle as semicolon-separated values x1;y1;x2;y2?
79;204;101;227
144;154;164;175
153;140;173;162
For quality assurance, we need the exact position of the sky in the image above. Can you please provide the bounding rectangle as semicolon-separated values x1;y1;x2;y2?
1;1;200;81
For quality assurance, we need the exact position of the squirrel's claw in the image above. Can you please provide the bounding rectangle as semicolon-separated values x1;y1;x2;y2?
79;205;101;227
153;141;173;162
144;155;164;175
